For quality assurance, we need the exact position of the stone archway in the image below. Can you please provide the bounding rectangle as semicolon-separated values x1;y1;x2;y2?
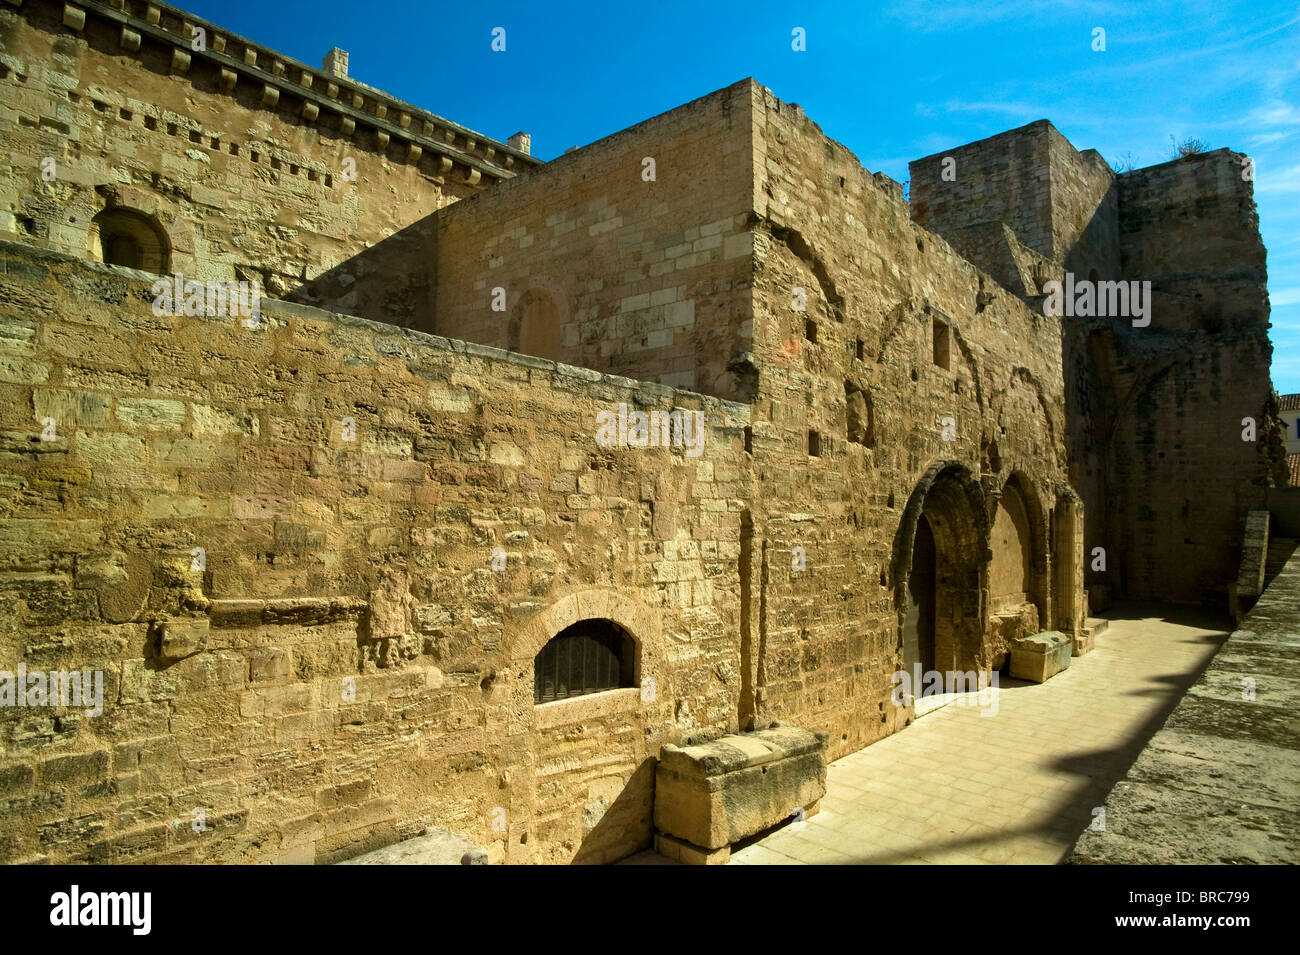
502;588;662;729
987;472;1051;667
89;207;170;274
994;475;1050;613
893;462;989;681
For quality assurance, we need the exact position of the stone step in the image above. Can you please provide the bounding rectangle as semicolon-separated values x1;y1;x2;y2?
1083;617;1109;638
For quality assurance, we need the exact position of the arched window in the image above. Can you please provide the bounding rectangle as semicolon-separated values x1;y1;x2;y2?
89;208;170;274
534;619;635;703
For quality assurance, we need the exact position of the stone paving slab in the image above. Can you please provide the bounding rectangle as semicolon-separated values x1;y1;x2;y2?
721;603;1230;865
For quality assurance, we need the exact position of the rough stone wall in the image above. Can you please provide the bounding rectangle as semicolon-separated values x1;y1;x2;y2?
910;121;1056;262
430;81;757;399
747;84;1078;758
0;240;751;865
909;120;1118;276
0;0;533;325
1048;140;1118;279
912;118;1280;607
1089;150;1275;603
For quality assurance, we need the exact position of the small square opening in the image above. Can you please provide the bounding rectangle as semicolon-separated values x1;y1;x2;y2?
808;430;822;457
805;319;817;343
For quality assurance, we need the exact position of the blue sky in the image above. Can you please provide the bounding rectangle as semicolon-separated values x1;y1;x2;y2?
183;0;1300;393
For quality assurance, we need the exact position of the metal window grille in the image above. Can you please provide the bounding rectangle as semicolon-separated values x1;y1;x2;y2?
534;621;632;704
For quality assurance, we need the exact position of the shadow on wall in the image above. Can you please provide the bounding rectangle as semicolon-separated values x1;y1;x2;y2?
290;213;438;330
572;759;656;865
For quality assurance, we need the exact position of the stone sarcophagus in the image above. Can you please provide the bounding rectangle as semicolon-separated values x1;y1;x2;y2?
1009;631;1073;683
654;725;827;864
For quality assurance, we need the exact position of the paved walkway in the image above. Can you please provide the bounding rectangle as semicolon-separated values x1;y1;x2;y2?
726;604;1229;865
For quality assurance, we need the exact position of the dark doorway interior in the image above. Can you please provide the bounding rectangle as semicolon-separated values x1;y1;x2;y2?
903;514;937;675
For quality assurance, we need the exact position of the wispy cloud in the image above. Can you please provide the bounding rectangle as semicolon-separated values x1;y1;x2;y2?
884;0;1118;32
920;99;1046;118
1257;162;1300;194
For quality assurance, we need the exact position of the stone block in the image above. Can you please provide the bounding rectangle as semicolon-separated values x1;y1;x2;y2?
1009;631;1072;683
654;724;827;854
155;617;209;663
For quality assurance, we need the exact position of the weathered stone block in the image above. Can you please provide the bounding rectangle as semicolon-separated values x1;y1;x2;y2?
1009;631;1072;683
654;725;827;854
155;617;208;663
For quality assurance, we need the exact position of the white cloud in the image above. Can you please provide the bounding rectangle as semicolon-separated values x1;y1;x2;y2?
1257;163;1300;194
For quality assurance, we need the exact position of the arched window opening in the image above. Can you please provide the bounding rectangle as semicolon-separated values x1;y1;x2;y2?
90;208;170;274
534;619;635;704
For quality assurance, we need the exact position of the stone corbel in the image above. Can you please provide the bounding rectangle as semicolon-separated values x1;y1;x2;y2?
120;27;141;52
62;4;85;30
301;101;320;121
261;84;279;107
171;48;192;74
339;116;356;137
218;68;237;90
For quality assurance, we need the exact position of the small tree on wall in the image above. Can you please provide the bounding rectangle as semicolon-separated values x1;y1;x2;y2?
1169;134;1210;159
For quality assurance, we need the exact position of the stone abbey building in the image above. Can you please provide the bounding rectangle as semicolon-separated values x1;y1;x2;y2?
0;0;1284;864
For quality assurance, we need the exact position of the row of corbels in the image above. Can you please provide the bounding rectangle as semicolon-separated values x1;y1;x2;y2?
47;0;524;185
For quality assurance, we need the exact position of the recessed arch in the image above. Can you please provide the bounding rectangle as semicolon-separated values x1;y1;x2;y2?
990;471;1050;625
892;461;989;675
533;618;636;703
88;207;170;274
508;288;562;361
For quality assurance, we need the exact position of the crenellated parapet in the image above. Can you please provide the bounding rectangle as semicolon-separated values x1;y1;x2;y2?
19;0;539;184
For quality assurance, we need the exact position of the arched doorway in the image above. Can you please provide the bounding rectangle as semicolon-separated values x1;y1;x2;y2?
903;514;936;675
895;463;988;696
